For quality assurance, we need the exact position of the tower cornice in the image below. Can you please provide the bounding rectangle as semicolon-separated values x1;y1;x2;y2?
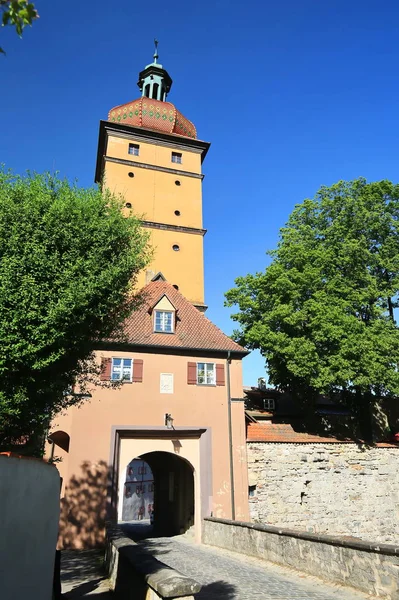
95;120;210;184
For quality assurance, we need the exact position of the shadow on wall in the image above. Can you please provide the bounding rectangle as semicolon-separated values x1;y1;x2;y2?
59;461;115;549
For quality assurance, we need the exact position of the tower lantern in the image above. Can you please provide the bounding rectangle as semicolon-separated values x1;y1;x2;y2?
137;40;173;102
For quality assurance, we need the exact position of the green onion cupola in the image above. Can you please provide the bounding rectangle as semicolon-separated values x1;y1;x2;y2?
137;40;173;102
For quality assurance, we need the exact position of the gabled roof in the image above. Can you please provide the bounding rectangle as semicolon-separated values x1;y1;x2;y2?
121;280;248;356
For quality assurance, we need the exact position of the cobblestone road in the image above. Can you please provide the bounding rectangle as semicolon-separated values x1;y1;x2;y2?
133;535;374;600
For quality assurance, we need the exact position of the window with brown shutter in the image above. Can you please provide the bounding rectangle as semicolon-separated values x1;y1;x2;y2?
187;362;197;384
216;364;225;386
100;357;112;381
132;359;143;383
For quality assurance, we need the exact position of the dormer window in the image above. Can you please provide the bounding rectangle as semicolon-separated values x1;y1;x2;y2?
154;310;174;333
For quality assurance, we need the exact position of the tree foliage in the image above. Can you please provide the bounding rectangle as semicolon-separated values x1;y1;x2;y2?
226;179;399;438
0;170;149;450
1;0;38;54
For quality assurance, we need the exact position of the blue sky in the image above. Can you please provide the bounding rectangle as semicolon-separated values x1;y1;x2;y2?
2;1;399;385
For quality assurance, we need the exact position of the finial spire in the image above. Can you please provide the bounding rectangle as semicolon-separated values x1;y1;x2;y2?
153;39;159;64
138;41;172;101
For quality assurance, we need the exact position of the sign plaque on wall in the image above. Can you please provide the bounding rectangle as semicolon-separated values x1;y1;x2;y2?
160;373;174;394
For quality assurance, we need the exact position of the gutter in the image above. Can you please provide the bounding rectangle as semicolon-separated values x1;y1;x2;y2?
226;350;235;521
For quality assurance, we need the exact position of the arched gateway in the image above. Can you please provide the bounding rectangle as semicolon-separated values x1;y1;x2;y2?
115;429;207;540
120;452;194;536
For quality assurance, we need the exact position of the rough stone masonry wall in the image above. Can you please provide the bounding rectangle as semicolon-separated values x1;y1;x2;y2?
247;442;399;544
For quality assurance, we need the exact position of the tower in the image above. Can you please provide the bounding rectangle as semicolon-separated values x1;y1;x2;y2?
95;44;210;311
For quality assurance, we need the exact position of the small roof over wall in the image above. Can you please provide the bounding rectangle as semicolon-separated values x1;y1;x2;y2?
246;422;399;446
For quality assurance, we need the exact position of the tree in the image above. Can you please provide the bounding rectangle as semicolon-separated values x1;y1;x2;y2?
1;1;38;54
0;170;150;452
226;179;399;440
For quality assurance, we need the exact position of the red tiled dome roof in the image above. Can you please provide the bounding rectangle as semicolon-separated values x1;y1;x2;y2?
108;97;197;139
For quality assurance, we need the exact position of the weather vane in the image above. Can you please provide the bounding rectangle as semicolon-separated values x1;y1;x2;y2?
153;38;159;63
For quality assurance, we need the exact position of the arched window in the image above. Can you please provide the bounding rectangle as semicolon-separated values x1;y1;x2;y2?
153;83;159;100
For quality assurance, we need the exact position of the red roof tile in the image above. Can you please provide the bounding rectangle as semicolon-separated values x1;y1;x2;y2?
246;423;399;446
119;280;247;355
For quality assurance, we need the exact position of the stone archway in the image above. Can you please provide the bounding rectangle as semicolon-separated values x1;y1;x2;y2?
141;451;194;536
114;429;211;541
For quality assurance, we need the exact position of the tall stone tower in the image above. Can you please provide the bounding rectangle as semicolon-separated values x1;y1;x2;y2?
95;44;210;311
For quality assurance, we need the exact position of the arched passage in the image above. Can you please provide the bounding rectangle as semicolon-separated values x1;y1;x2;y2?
143;451;194;536
119;451;194;537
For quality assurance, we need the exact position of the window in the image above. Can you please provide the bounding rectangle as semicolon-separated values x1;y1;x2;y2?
138;466;147;475
197;362;215;385
111;358;133;381
154;310;174;333
172;244;180;251
171;152;182;164
148;483;154;493
128;143;139;156
249;485;257;497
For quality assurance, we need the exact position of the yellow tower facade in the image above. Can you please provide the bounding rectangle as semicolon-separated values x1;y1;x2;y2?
95;52;210;311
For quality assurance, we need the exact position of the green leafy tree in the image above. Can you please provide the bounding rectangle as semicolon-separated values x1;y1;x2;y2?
1;0;38;54
0;170;150;452
226;179;399;440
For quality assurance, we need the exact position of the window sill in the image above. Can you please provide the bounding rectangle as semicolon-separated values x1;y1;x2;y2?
196;383;217;387
153;330;175;334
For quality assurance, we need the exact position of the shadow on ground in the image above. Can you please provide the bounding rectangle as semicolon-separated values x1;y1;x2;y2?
197;581;237;599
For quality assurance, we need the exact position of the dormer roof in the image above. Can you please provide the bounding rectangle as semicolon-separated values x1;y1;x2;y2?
118;280;248;356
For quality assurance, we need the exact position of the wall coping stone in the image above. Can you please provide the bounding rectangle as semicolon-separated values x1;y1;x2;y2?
204;517;399;556
107;524;202;598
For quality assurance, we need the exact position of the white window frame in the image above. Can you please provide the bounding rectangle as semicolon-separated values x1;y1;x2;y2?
196;362;215;385
154;310;174;333
111;357;133;382
128;143;140;156
171;151;182;164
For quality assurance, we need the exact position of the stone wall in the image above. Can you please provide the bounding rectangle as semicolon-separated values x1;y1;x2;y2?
203;517;399;599
248;442;399;544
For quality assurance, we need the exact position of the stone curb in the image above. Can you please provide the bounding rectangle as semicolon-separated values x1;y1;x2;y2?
107;525;202;598
204;517;399;556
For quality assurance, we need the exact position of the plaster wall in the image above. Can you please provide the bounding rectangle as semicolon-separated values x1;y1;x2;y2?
135;228;204;304
106;135;202;174
51;351;249;548
104;134;205;305
247;442;399;544
105;161;203;227
0;455;60;600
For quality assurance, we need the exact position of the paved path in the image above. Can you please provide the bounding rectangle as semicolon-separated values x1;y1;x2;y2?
132;535;375;600
61;530;376;600
61;550;112;598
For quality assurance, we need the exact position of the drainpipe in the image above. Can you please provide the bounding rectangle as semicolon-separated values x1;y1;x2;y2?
226;350;235;520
